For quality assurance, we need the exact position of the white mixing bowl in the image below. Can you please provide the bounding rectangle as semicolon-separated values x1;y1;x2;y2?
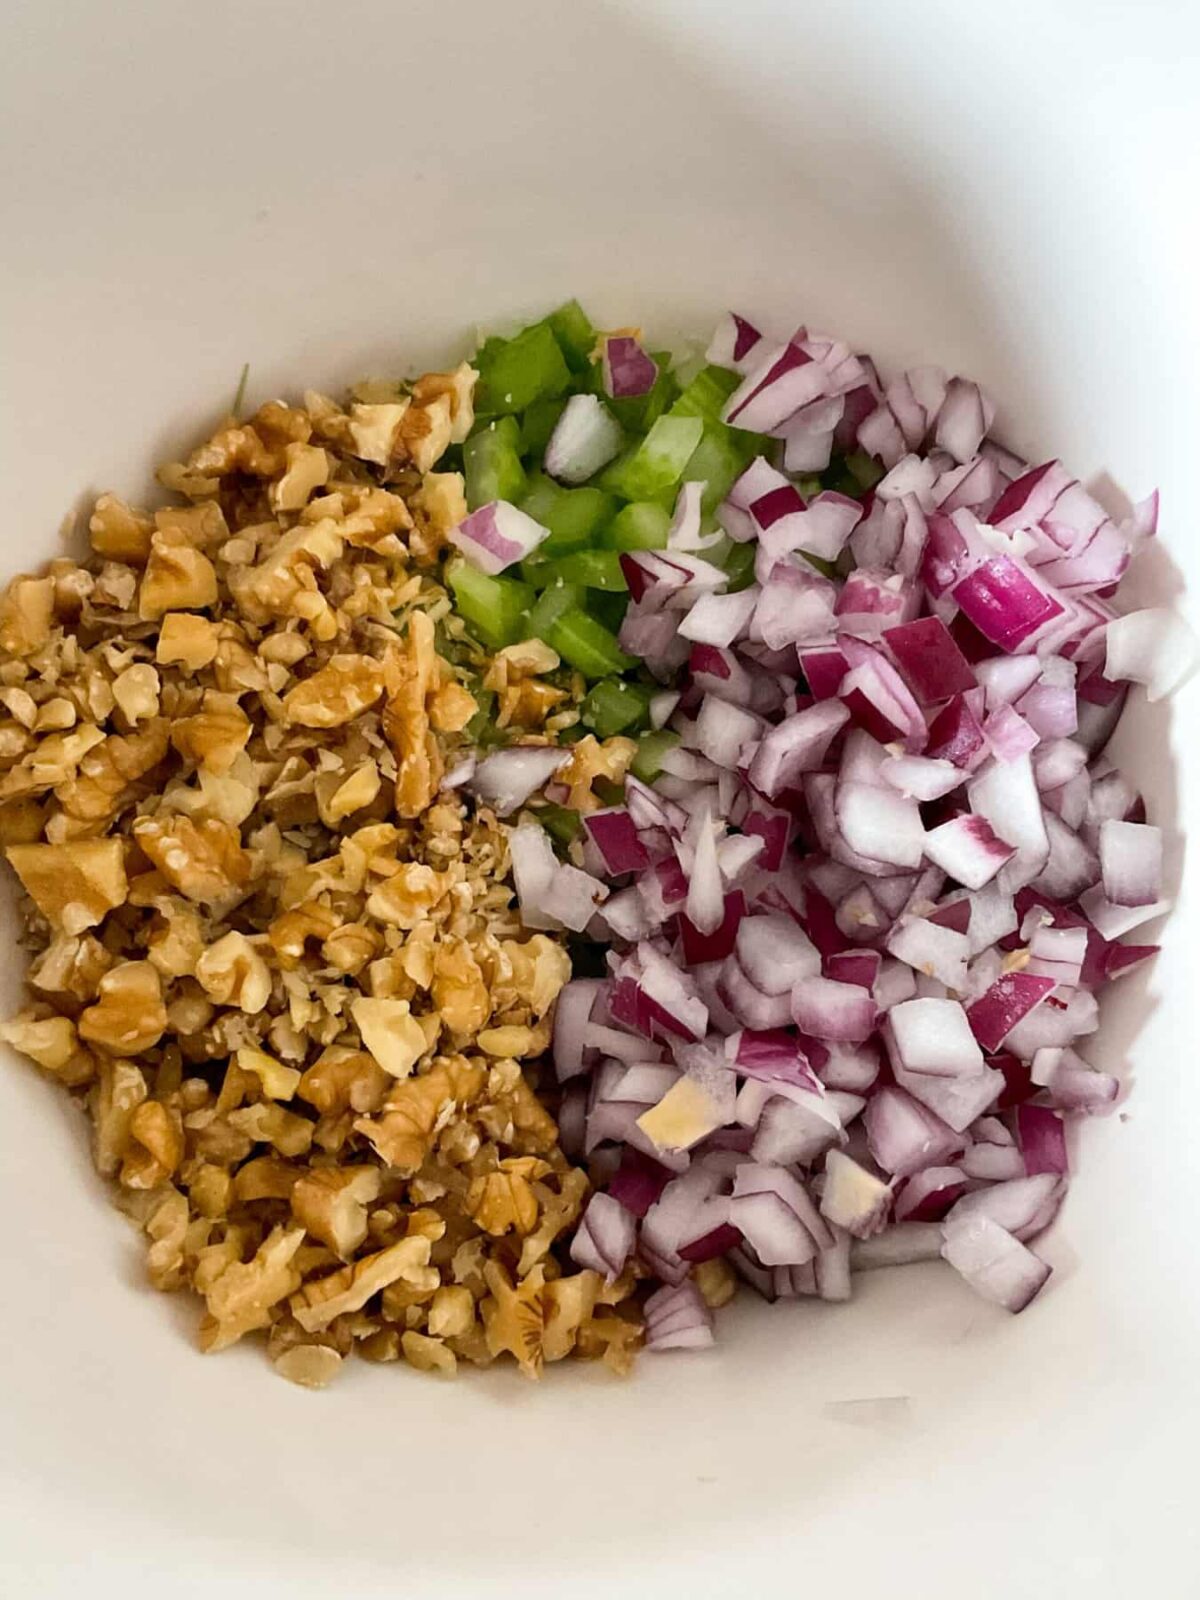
2;2;1196;1595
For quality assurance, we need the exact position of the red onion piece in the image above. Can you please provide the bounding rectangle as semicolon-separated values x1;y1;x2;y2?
1015;1104;1069;1176
449;500;550;575
819;1150;891;1239
602;335;659;399
941;1213;1051;1312
706;312;764;374
791;976;878;1044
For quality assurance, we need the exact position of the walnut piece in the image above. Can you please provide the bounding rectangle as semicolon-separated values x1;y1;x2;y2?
6;839;128;933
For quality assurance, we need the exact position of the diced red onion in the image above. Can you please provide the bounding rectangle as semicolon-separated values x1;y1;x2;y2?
893;1165;969;1222
602;335;658;399
819;1150;891;1239
941;1213;1051;1312
707;312;764;374
791;976;878;1044
886;996;984;1078
450;500;550;575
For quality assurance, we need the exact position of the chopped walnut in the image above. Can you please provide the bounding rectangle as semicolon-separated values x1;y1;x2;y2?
400;1331;456;1376
6;838;128;934
350;996;433;1080
138;528;219;620
282;655;386;729
291;1166;382;1257
291;1236;435;1333
272;1343;343;1389
195;932;272;1013
0;358;648;1388
79;961;167;1055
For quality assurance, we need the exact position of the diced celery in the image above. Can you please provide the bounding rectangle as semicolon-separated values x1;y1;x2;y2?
670;364;741;424
593;777;626;807
797;474;823;500
463;417;526;510
526;580;584;645
682;418;765;513
519;474;618;555
476;322;571;415
464;689;498;746
538;803;582;849
581;677;653;738
586;589;629;634
721;540;757;593
542;607;634;679
599;415;705;502
447;561;533;650
603;500;671;552
547;300;597;373
845;451;885;491
547;550;628;591
631;729;680;783
520;396;567;458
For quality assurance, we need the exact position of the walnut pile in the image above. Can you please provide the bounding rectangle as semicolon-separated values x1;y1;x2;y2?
0;367;643;1385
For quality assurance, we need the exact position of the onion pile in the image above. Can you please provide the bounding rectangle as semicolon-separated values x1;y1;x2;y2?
512;311;1196;1344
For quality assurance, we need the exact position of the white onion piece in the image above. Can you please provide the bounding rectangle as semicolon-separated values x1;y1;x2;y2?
693;695;761;768
470;746;570;816
968;753;1049;892
679;586;760;647
735;913;820;995
885;916;970;990
894;1060;1004;1132
1098;818;1163;907
945;1174;1065;1242
543;393;624;484
1078;885;1171;939
1105;607;1199;700
880;755;962;802
751;1094;844;1166
835;782;925;870
885;997;982;1079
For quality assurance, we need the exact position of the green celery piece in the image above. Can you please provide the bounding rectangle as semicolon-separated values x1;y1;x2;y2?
670;364;740;424
549;550;628;591
547;300;596;374
630;729;680;783
603;500;671;552
585;589;628;634
721;540;757;593
593;777;626;807
520;396;567;459
537;803;582;850
476;322;571;415
599;415;704;502
844;450;885;491
526;580;584;645
463;417;526;511
796;474;823;500
542;607;634;680
464;689;498;746
581;677;653;738
446;560;533;651
683;418;765;513
519;474;618;555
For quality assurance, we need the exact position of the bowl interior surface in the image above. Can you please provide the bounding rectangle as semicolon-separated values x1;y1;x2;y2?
1;2;1197;1596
